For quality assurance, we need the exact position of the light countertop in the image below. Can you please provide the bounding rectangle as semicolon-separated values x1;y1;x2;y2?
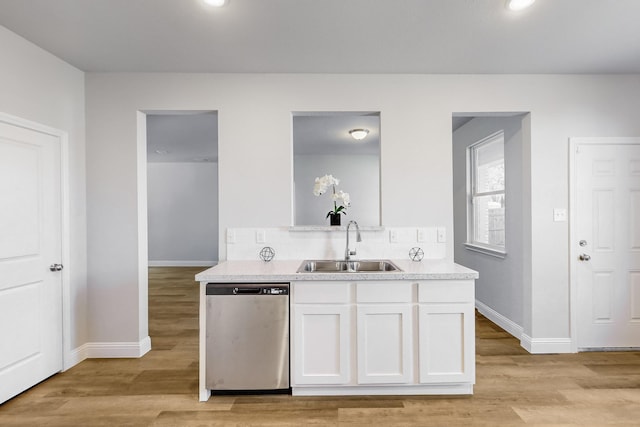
195;259;478;283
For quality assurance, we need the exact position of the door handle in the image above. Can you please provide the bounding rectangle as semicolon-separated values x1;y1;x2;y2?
578;254;591;261
49;263;64;271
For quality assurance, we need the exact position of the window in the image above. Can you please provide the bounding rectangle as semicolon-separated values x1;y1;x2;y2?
466;131;505;256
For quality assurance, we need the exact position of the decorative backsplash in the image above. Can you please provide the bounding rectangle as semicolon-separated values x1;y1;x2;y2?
225;227;446;261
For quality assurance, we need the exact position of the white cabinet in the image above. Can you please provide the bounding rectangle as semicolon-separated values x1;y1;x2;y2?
291;278;475;395
293;304;351;385
356;304;413;384
291;282;351;385
418;302;474;383
356;281;413;384
418;281;475;384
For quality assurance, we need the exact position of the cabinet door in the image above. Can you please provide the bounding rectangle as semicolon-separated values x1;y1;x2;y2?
292;304;351;385
356;304;413;384
418;303;475;383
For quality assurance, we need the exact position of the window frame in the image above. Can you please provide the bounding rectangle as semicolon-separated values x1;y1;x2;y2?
465;130;507;258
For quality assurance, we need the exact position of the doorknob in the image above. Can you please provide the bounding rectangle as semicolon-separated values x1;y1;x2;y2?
49;263;64;271
579;254;591;261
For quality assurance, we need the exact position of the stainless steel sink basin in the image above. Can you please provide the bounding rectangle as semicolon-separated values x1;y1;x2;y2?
297;259;401;273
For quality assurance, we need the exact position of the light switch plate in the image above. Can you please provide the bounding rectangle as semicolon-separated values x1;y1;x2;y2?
256;230;266;243
389;230;398;243
226;229;236;244
553;208;567;222
437;227;446;243
417;228;437;243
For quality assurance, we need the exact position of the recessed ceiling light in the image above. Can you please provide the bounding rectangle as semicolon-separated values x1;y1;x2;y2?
203;0;229;7
506;0;535;11
154;150;169;155
349;129;370;141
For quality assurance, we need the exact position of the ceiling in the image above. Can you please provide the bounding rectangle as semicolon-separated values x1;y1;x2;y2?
6;1;636;162
293;113;380;156
0;0;639;74
146;112;218;163
146;111;381;163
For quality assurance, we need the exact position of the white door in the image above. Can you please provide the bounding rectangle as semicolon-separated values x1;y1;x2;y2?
0;119;63;403
573;139;640;349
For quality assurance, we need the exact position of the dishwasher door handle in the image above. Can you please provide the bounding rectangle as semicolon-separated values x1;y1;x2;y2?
233;287;262;295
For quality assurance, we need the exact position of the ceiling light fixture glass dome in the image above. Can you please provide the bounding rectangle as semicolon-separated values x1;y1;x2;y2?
506;0;535;11
348;129;369;141
203;0;229;7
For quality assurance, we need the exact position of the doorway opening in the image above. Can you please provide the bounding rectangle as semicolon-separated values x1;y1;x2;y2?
452;112;532;351
136;110;219;351
145;111;219;267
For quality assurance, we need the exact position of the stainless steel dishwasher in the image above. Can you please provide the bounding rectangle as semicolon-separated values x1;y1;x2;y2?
205;283;289;392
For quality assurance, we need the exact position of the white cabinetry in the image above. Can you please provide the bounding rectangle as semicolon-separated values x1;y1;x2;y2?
356;282;413;384
418;281;475;383
291;282;351;385
291;278;475;396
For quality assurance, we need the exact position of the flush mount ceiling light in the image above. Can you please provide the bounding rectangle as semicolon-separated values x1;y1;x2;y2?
203;0;229;7
349;129;369;141
154;149;170;155
506;0;535;11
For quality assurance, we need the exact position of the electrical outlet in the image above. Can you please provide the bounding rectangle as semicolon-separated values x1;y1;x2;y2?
226;229;236;244
256;230;266;243
553;208;567;222
437;227;446;243
389;230;398;243
417;229;426;242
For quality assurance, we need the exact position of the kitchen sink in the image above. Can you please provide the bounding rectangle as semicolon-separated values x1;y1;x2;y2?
297;259;401;273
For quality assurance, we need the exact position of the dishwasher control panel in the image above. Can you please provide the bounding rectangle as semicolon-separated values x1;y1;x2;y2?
267;287;287;295
206;283;289;296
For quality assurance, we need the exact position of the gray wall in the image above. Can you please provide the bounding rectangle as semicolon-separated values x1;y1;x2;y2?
147;162;218;265
294;154;379;226
453;116;527;328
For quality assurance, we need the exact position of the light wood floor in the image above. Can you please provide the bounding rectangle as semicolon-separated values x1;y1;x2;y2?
2;267;640;426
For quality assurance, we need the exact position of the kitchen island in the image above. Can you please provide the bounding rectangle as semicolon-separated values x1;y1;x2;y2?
196;260;478;401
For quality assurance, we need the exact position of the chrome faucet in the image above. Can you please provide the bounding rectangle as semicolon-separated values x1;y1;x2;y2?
345;220;362;261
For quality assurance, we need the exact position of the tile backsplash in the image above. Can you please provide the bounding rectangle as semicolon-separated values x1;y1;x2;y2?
226;227;446;261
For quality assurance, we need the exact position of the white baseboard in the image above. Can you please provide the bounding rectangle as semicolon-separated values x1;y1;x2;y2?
148;260;217;267
64;336;151;369
475;299;523;339
83;336;152;358
65;343;89;370
521;335;572;354
476;300;572;354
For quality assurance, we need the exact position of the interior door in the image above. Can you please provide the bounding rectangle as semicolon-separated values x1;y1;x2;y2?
574;139;640;349
0;118;63;403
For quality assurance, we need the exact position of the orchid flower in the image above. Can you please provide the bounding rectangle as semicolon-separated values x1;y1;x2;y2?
313;174;350;218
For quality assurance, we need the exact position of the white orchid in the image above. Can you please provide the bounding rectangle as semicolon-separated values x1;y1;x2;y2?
313;174;349;218
313;174;340;196
333;190;350;207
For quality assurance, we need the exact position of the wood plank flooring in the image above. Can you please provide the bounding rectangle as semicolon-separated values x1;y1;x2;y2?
1;266;640;426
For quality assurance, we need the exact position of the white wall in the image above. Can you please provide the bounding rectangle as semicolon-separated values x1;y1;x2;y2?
453;116;527;329
0;27;87;357
147;162;218;265
294;154;379;226
85;73;640;350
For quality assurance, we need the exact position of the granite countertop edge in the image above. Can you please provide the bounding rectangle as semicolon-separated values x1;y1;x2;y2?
195;260;479;283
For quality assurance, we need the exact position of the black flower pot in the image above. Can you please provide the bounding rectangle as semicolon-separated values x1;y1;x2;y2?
329;213;341;226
